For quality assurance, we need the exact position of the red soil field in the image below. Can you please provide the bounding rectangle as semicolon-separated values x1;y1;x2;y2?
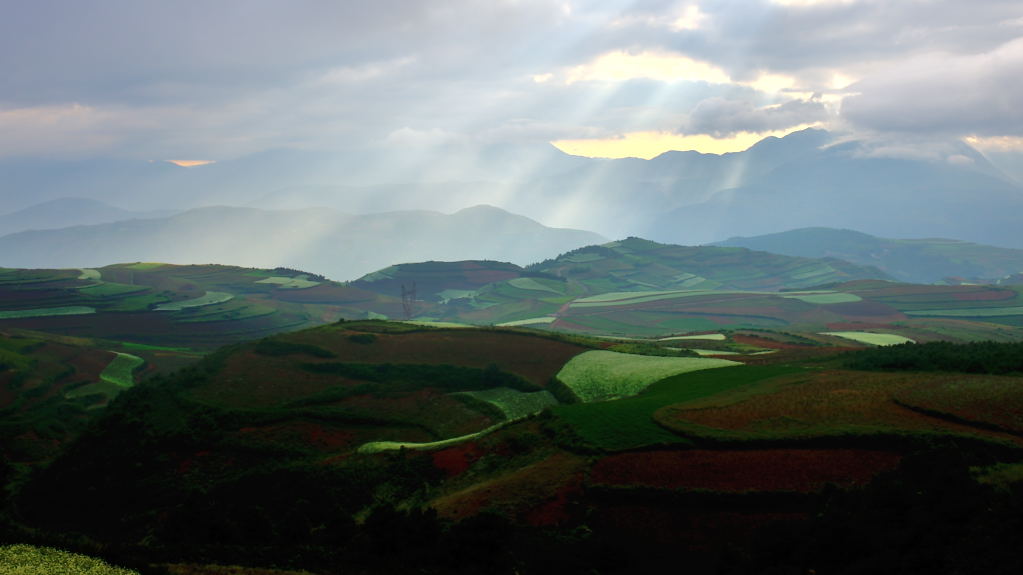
825;321;896;331
590;449;903;493
658;370;1023;446
270;284;381;305
952;288;1018;302
0;288;79;306
0;311;296;347
235;420;357;451
823;300;904;318
292;327;590;387
432;452;587;522
431;442;485;477
192;351;359;407
522;472;584;527
342;389;493;437
730;335;810;349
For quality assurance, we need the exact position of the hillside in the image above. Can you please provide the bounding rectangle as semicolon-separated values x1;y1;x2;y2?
716;227;1023;284
9;322;1023;574
0;263;398;349
348;239;1023;339
531;237;888;291
0;205;605;282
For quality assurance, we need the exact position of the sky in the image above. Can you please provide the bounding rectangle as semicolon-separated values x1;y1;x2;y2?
1;0;1022;163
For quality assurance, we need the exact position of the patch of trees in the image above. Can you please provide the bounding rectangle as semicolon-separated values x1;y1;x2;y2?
253;337;336;357
272;267;325;281
847;341;1023;374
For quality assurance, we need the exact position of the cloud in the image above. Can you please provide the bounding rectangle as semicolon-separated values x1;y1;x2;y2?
564;50;730;85
841;37;1023;137
0;0;1019;163
686;97;830;137
552;125;818;158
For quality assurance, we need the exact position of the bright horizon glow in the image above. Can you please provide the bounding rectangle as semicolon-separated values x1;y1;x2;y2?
165;160;216;167
551;124;821;159
964;135;1023;153
564;50;730;85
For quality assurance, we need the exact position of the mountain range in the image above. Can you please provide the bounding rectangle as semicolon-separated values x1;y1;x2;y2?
0;197;174;236
716;228;1023;284
3;129;1022;249
0;204;604;281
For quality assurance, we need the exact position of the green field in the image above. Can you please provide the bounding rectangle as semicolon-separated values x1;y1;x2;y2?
781;292;862;304
0;306;96;319
571;289;718;306
120;341;195;352
455;387;559;420
65;352;144;403
77;282;150;297
175;301;277;323
660;333;726;341
357;424;504;454
552;365;802;450
256;276;321;288
403;320;474;328
822;331;914;346
154;291;234;311
496;317;557;327
905;306;1023;317
507;277;563;294
556;350;740;402
101;352;145;387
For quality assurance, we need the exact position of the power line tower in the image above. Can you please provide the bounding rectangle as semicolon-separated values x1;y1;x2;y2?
401;281;417;320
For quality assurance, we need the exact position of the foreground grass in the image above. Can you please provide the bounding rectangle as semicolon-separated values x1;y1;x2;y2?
0;544;138;575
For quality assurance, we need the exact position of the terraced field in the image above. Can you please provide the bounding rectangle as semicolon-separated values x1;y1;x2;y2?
820;331;914;346
555;350;739;402
0;264;403;349
656;369;1023;446
552;365;800;450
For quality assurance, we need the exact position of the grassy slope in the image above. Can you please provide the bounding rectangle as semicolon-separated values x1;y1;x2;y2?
555;350;740;402
552;365;801;450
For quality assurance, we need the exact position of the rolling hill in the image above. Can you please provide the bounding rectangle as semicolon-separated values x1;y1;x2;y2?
715;227;1023;284
0;263;399;349
10;321;1023;574
0;197;174;236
